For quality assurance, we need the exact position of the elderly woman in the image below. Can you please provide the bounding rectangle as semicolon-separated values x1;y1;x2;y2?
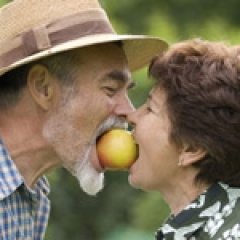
128;39;240;239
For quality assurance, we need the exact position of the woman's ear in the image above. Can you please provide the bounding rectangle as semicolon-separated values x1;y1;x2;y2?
27;64;55;110
178;144;207;167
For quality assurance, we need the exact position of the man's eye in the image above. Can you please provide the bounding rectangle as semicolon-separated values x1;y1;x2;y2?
104;87;118;96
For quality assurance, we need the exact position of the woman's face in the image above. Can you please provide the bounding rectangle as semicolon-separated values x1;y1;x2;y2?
128;87;182;192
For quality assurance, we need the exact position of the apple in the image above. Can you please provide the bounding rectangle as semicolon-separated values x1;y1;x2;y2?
96;128;138;170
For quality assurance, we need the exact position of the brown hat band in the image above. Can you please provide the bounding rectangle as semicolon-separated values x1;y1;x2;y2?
0;9;114;68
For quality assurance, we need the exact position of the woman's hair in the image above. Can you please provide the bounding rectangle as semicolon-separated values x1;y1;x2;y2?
149;39;240;187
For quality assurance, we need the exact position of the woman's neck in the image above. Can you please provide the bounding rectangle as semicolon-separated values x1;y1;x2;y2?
160;168;210;216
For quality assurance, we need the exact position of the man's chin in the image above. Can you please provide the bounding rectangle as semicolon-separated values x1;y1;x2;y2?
73;160;105;196
77;171;105;196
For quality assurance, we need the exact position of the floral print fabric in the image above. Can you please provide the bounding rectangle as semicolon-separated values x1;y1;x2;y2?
156;183;240;239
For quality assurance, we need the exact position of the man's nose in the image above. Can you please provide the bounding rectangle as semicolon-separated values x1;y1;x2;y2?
113;96;135;117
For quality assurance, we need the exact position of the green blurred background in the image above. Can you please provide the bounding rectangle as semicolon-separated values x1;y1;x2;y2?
1;0;240;239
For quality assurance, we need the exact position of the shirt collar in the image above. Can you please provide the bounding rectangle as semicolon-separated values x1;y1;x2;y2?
0;139;50;200
156;182;240;239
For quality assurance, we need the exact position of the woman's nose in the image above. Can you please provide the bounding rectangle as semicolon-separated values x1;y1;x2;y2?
126;108;139;127
127;103;145;125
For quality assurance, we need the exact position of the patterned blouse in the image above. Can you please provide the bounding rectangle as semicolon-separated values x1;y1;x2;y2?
155;183;240;239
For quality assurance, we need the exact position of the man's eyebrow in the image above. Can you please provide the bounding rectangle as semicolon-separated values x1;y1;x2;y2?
106;70;129;82
106;70;136;89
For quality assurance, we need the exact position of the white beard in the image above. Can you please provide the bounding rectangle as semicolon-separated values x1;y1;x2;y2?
43;87;126;196
43;120;104;195
73;147;104;196
72;116;126;195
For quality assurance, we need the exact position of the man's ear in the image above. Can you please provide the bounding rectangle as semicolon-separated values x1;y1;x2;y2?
27;65;55;110
178;144;207;167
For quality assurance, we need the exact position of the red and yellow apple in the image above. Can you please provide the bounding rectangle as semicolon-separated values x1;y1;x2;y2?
96;128;138;170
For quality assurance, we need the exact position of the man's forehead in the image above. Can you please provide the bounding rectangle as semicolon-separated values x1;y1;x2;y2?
75;42;123;54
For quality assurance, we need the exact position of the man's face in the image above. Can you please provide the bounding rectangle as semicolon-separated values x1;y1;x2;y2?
43;43;134;195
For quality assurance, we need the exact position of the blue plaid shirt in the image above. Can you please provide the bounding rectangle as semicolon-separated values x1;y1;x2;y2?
0;139;50;239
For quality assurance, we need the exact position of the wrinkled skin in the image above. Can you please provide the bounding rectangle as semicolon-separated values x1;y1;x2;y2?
42;43;134;195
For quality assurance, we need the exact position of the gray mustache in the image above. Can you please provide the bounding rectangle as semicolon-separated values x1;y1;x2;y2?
96;117;128;137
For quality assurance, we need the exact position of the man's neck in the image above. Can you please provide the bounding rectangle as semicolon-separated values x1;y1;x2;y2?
0;103;60;188
12;144;60;188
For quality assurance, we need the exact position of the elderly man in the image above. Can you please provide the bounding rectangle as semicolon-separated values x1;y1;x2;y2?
0;0;167;239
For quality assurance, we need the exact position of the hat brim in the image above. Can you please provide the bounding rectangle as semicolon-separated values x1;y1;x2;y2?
0;34;168;76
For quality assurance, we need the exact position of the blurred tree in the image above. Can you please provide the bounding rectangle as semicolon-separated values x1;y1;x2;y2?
101;0;240;38
130;192;170;232
2;0;240;239
0;0;9;6
46;169;143;240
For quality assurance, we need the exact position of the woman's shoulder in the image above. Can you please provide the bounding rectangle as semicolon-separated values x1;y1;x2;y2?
199;185;240;239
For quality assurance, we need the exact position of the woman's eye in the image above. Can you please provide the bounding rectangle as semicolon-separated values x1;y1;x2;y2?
146;106;153;112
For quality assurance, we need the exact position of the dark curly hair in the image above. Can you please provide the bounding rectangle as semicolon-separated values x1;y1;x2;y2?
149;39;240;187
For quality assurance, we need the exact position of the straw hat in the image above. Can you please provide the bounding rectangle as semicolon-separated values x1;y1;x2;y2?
0;0;168;76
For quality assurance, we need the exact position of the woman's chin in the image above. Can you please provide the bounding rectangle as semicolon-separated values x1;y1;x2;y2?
128;171;141;189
